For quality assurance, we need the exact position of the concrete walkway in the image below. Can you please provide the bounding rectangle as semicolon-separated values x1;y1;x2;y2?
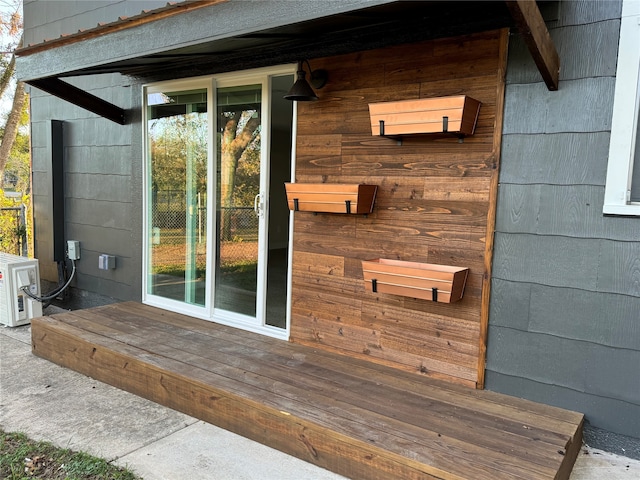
1;310;639;480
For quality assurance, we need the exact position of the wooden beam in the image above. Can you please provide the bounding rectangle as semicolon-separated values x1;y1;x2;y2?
477;28;510;389
506;0;560;91
28;77;127;125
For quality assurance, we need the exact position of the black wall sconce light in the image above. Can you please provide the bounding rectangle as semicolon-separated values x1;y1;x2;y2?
283;60;328;101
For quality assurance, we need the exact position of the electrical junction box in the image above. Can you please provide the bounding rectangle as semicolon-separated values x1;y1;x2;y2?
0;253;43;327
67;240;80;260
98;254;116;270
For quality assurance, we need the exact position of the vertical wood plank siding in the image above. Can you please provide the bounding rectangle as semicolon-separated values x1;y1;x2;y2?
290;29;508;387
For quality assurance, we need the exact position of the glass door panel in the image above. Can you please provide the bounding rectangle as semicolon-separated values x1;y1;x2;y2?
144;68;294;337
146;88;208;306
215;85;262;317
265;75;293;328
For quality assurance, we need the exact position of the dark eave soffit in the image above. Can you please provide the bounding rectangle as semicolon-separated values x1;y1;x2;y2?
22;0;559;124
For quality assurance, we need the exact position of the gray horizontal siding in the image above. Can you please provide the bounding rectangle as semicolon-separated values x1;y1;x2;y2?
72;269;139;302
30;72;143;302
496;184;640;240
529;285;640;350
493;233;640;297
65;172;131;202
493;233;600;290
487;327;589;392
32;193;53;244
485;370;640;443
66;146;134;175
31;170;51;197
65;118;134;147
598;241;640;297
503;77;615;134
488;326;640;421
65;198;135;231
489;279;531;331
489;0;640;452
557;0;622;27
491;279;640;351
70;253;135;289
499;132;610;186
66;223;135;258
29;93;111;123
28;76;133;126
507;19;620;84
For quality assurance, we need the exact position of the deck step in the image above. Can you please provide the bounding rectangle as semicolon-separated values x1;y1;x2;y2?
31;302;583;480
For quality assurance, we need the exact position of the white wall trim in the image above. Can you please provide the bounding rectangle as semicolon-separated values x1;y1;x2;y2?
603;0;640;215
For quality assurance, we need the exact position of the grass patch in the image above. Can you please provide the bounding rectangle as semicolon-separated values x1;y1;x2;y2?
0;429;141;480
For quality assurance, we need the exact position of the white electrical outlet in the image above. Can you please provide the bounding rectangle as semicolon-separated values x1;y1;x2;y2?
67;240;80;260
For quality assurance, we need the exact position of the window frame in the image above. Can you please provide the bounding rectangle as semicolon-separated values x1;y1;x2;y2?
141;65;296;340
603;0;640;215
142;76;214;320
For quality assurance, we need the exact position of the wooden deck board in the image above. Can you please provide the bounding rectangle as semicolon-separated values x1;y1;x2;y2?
31;302;583;480
57;310;562;477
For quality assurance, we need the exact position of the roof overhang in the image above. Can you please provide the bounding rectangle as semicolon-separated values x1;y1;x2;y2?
17;0;559;124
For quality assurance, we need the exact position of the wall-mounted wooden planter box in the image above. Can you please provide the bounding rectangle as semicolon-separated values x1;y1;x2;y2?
368;95;481;137
285;183;378;214
362;259;469;303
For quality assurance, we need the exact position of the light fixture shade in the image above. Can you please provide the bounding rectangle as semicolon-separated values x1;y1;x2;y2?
284;68;318;101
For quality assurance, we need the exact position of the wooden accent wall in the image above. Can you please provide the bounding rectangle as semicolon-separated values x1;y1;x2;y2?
290;29;509;388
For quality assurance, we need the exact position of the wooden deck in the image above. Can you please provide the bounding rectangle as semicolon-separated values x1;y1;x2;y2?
31;302;583;480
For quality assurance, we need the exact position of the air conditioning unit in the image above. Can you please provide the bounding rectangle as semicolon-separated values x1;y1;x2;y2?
0;253;43;327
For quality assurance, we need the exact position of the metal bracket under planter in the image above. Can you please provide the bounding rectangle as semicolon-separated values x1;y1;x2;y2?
362;258;469;303
285;183;378;215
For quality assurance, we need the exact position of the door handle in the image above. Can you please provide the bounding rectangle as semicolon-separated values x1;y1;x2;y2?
254;193;264;217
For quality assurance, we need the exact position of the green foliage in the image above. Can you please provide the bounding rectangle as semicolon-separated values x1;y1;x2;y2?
149;112;208;196
232;133;261;206
0;429;141;480
0;3;31;256
1;77;30;195
148;105;261;206
0;189;30;256
2;121;30;194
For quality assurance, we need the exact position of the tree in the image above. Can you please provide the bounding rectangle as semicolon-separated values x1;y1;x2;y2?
0;2;24;189
219;109;260;240
2;93;29;191
0;54;25;189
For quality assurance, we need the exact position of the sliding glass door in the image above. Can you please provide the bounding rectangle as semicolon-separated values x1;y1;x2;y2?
214;83;262;318
144;68;294;337
146;83;209;307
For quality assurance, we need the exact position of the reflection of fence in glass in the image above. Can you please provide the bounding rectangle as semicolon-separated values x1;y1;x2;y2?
152;191;207;242
151;190;206;277
0;205;27;256
151;190;258;274
219;206;258;268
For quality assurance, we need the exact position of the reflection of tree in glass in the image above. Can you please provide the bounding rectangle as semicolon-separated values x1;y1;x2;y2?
149;112;208;198
219;109;261;240
147;105;261;243
148;111;209;283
